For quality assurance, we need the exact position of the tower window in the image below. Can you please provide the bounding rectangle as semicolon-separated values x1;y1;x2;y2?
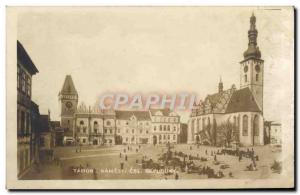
256;74;259;81
244;75;247;82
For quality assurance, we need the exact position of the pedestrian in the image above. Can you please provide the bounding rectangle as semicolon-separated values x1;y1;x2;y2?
125;155;128;161
175;173;179;180
120;162;124;170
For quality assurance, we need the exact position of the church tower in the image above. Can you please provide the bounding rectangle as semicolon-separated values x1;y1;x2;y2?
58;75;78;135
240;13;264;112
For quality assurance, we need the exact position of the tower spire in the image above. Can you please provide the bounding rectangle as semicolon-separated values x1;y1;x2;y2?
243;13;261;59
218;76;223;93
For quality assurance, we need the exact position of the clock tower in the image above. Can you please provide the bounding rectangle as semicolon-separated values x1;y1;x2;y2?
59;75;78;135
240;13;264;112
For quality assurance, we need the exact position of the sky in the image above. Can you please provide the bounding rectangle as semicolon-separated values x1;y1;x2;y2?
17;7;294;123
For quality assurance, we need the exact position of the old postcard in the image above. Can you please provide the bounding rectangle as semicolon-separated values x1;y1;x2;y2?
6;6;294;189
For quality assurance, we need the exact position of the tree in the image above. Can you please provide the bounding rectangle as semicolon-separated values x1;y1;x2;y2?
218;121;234;147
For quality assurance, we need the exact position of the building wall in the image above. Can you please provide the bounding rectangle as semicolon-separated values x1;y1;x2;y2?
187;112;264;146
270;124;282;145
17;63;33;178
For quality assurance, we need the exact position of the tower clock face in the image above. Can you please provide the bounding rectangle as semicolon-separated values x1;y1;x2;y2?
255;65;260;72
65;101;73;109
244;65;248;73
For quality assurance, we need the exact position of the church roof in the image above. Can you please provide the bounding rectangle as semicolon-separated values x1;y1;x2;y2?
116;110;151;121
60;75;78;95
194;86;261;116
204;88;234;113
225;87;261;113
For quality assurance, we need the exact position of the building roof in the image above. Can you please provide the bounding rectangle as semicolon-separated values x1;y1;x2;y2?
193;85;261;116
225;87;261;113
17;41;39;75
149;108;171;116
60;75;78;95
39;115;51;133
116;110;151;121
205;88;233;113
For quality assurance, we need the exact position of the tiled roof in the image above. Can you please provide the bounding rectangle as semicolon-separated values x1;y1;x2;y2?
225;87;261;113
205;89;233;113
17;40;39;75
116;110;151;121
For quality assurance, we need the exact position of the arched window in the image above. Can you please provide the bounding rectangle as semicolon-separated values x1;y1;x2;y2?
163;125;166;131
253;115;259;136
242;115;248;136
106;121;111;126
167;125;170;131
173;134;176;140
93;121;98;133
173;126;176;131
80;120;84;125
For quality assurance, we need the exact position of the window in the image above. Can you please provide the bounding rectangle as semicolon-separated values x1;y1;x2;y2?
94;121;98;133
242;115;248;136
20;111;25;134
163;125;166;131
110;129;112;134
154;126;156;131
173;126;176;131
40;137;45;147
160;125;162;131
173;135;176;140
167;125;170;131
83;139;86;143
80;121;84;125
244;75;247;82
25;113;30;134
167;135;170;140
253;115;259;136
26;76;31;96
106;121;111;126
21;72;26;92
256;74;259;81
159;135;162;140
